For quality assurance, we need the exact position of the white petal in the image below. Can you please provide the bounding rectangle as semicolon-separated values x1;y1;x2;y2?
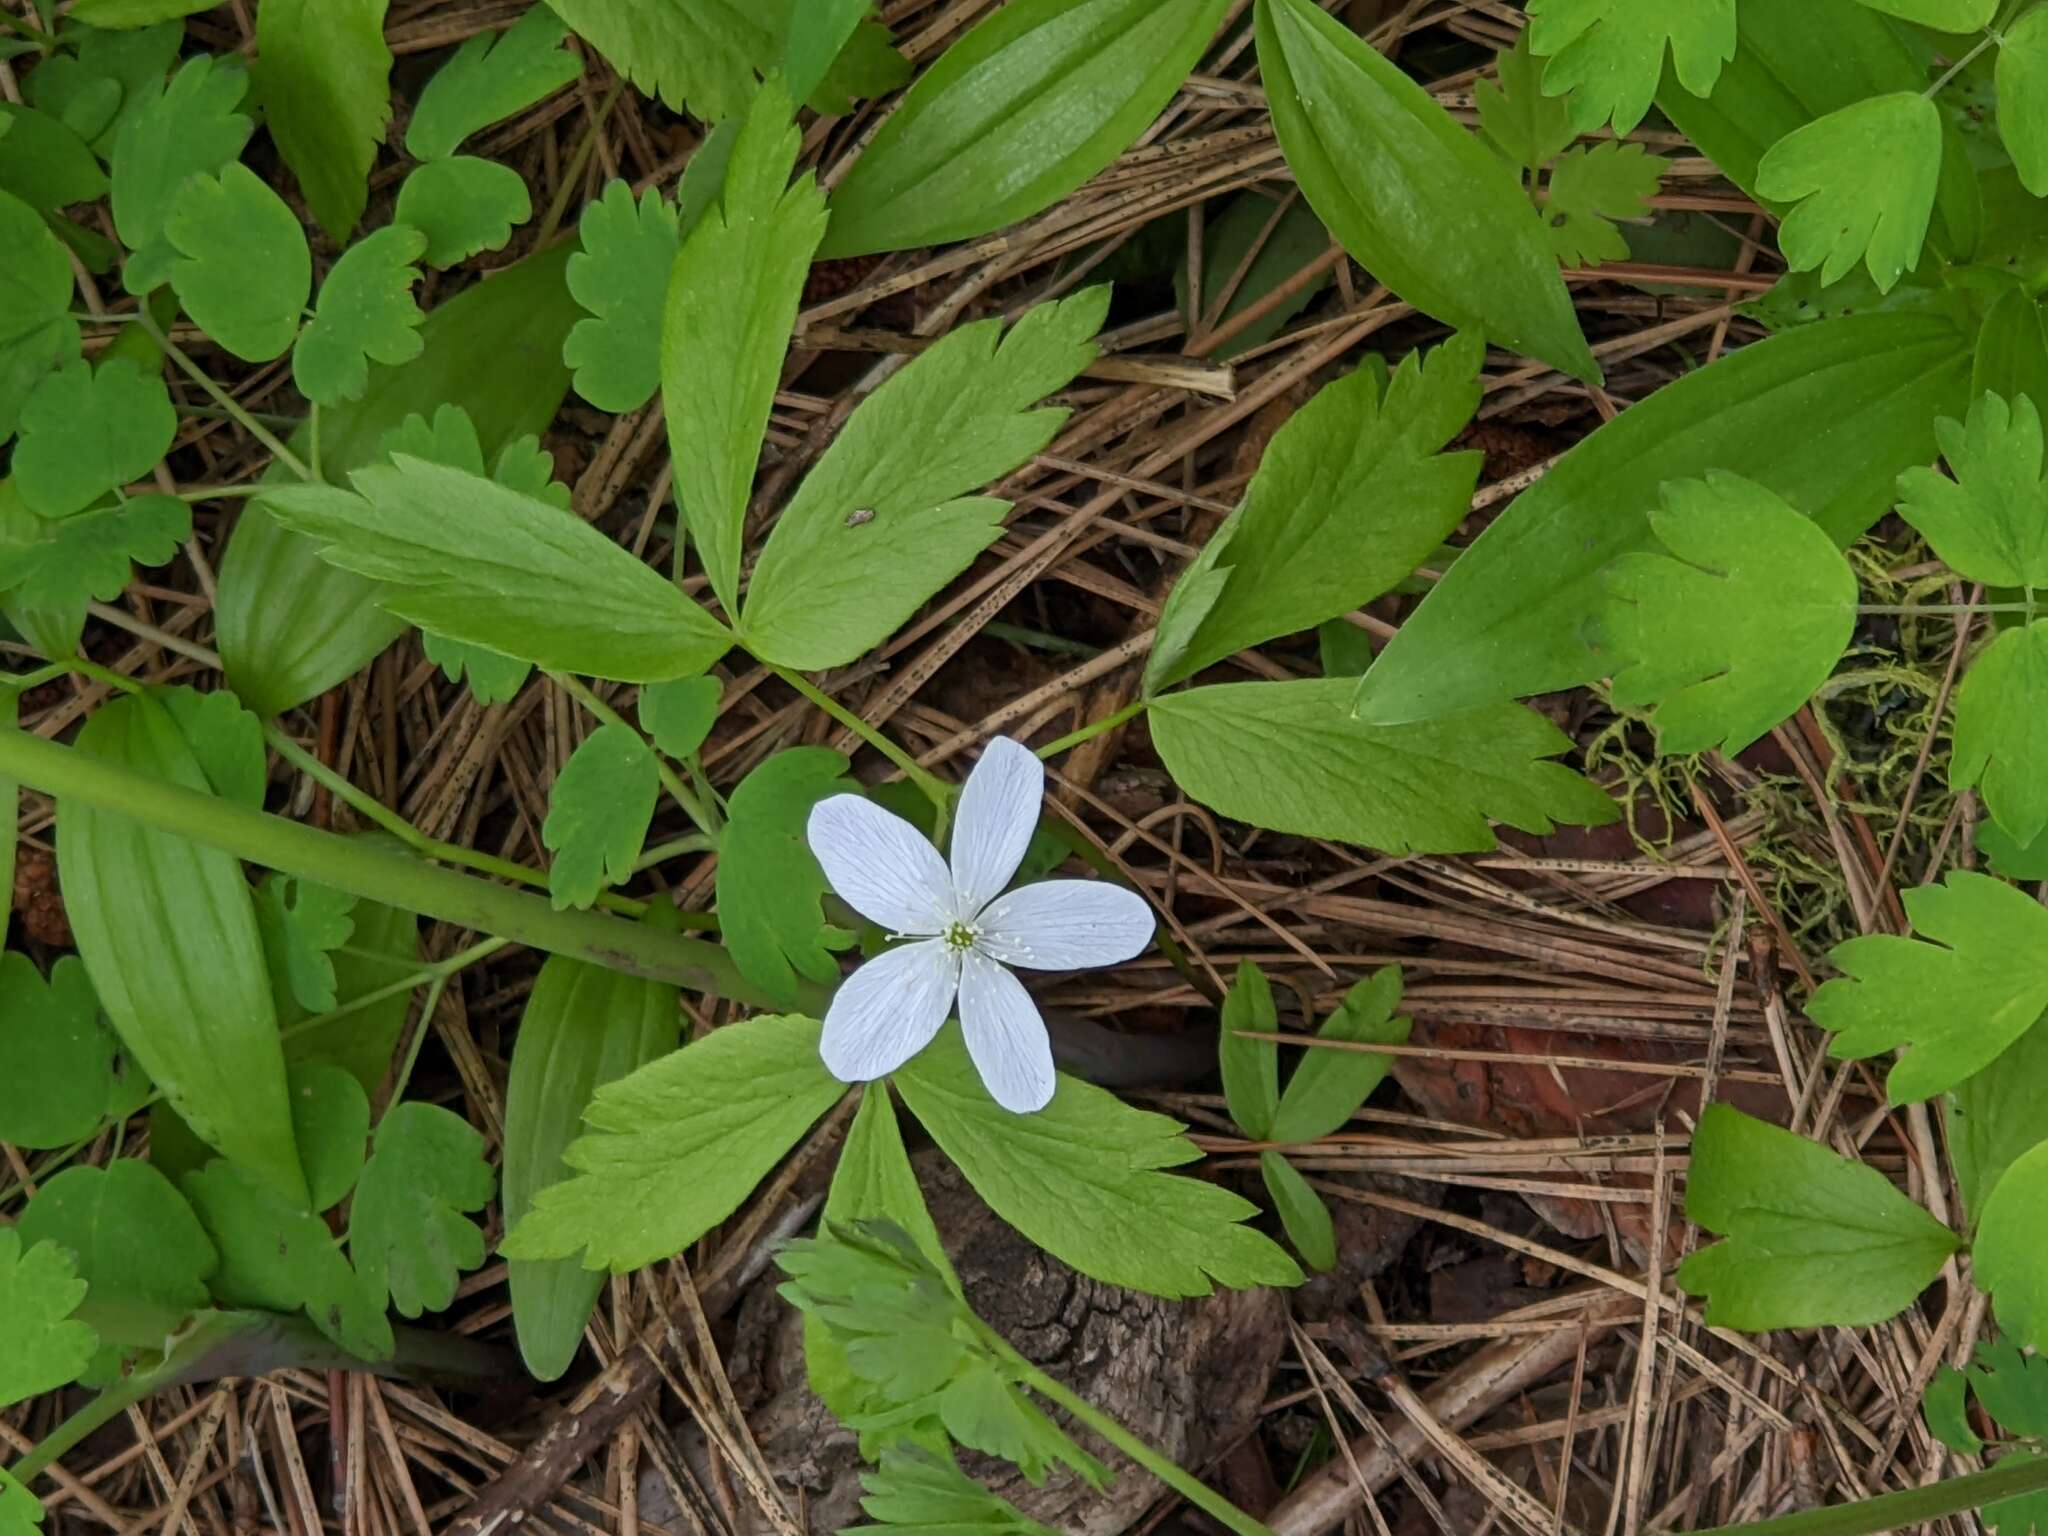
976;880;1155;971
949;736;1043;917
818;940;961;1083
807;794;956;934
957;950;1055;1113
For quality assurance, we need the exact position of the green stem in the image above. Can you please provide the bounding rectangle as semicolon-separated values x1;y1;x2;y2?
0;7;55;43
536;79;624;246
1686;1453;2048;1536
1036;698;1147;760
279;937;508;1043
547;671;720;839
138;312;313;480
767;662;950;809
1926;28;2002;98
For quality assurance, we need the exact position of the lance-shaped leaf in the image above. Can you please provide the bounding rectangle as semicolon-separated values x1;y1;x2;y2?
0;188;80;445
567;180;681;413
262;455;733;683
12;358;176;518
1809;871;2048;1104
349;1103;494;1318
1526;0;1736;135
716;748;858;1006
1951;1022;2048;1225
1601;472;1855;757
293;226;429;408
0;1230;96;1410
542;724;658;910
167;163;313;363
1754;93;1941;293
1896;392;2048;588
1219;960;1278;1140
1260;1151;1335;1271
110;54;253;296
1271;966;1409;1144
1954;621;2048;847
406;5;581;161
253;0;392;240
664;79;825;614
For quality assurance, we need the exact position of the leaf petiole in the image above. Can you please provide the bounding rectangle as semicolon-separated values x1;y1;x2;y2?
136;310;315;480
1035;699;1147;760
546;671;721;838
765;662;952;810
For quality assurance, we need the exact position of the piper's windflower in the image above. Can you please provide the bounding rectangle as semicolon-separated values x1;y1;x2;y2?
806;736;1154;1113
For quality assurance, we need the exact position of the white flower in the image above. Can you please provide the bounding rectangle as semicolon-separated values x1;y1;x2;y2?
806;736;1154;1114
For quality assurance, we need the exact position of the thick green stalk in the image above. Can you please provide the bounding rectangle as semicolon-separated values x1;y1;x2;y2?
1686;1454;2048;1536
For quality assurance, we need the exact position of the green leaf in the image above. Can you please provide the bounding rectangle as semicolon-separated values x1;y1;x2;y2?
798;13;911;116
664;79;825;614
1950;1021;2048;1225
1925;1365;1985;1455
1475;31;1573;172
0;495;190;628
1259;1150;1334;1271
281;883;419;1095
639;676;721;759
820;0;1232;258
1526;0;1735;134
288;1062;370;1213
0;954;117;1150
26;22;181;155
293;225;429;408
2001;7;2048;198
1147;335;1482;692
1219;960;1278;1140
349;1102;494;1318
781;0;870;106
1318;618;1375;677
19;1161;217;1344
1676;1103;1959;1329
1977;1140;2048;1350
12;358;176;518
1355;310;1971;726
110;54;253;296
1544;141;1663;269
502;1013;847;1270
1858;0;1994;25
1600;472;1856;757
1896;392;2048;588
1811;872;2048;1105
716;747;857;1005
542;724;658;910
1973;291;2048;418
742;287;1108;667
1257;0;1598;383
1755;94;1940;293
1175;191;1333;360
28;70;122;149
70;0;215;26
0;1229;96;1410
260;455;733;684
60;693;309;1207
1971;1338;2048;1439
394;156;533;270
846;1449;1061;1536
504;955;678;1380
253;0;391;240
1271;966;1408;1144
182;1159;392;1358
406;5;580;161
167;163;312;363
540;0;775;122
1152;679;1616;854
0;104;106;212
0;188;81;446
423;635;531;705
895;1024;1302;1297
157;684;267;809
1956;621;2048;846
256;874;357;1014
566;180;681;413
0;1466;42;1536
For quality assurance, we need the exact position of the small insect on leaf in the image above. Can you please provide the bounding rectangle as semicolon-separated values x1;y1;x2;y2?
845;506;876;528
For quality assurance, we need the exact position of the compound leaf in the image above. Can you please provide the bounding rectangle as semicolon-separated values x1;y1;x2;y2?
167;163;312;363
293;225;429;408
394;155;532;269
0;954;118;1150
1754;93;1940;293
1955;621;2048;846
542;724;658;910
349;1102;494;1318
566;180;681;413
253;0;392;240
110;54;253;296
716;747;858;1006
1526;0;1736;134
0;1230;96;1410
1544;141;1663;268
1896;392;2048;588
0;188;80;445
406;5;580;162
1976;1140;2048;1350
12;359;176;518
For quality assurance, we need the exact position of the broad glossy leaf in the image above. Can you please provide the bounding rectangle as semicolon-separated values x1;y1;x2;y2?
1755;93;1940;293
542;724;658;910
349;1102;493;1317
0;189;80;445
19;1161;216;1345
896;1023;1301;1296
1475;30;1574;172
566;180;681;413
1545;142;1664;269
1897;392;2048;587
1951;1022;2048;1224
1977;1141;2048;1349
254;0;391;240
0;104;106;211
110;54;252;296
1258;0;1597;383
1526;0;1735;134
406;5;580;161
1270;966;1408;1144
2002;8;2048;198
293;226;429;407
501;1013;848;1271
742;287;1107;667
1810;871;2048;1104
1602;472;1855;756
167;163;312;362
393;156;531;269
0;1231;95;1410
0;954;117;1150
59;693;308;1206
261;456;734;683
1356;309;1971;724
1677;1103;1959;1329
541;0;775;122
12;359;176;518
821;0;1233;257
665;79;825;612
1259;1150;1334;1271
1152;679;1616;853
1147;334;1481;692
717;747;857;1006
504;954;678;1380
1955;622;2048;845
1219;960;1278;1140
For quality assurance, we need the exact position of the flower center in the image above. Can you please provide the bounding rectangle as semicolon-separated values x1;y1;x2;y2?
942;920;978;953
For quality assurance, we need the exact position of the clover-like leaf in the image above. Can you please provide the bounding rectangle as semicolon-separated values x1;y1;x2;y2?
0;954;119;1151
542;723;658;910
1896;393;2048;588
566;180;681;412
111;55;253;296
1526;0;1736;134
1970;1338;2048;1440
157;684;266;808
293;226;429;408
12;359;177;518
167;163;313;362
406;4;581;162
0;103;106;212
26;21;181;154
1602;472;1855;757
1754;93;1941;294
348;1102;494;1318
1954;621;2048;847
1923;1365;1984;1456
0;1229;97;1410
1544;141;1663;269
256;874;357;1015
0;495;190;634
0;188;81;445
394;156;532;269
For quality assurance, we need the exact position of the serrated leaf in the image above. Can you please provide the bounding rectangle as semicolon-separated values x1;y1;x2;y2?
281;884;419;1095
288;1062;370;1213
1147;334;1482;692
12;359;176;518
1544;141;1663;268
895;1023;1302;1296
639;676;721;759
18;1160;216;1345
394;155;532;269
349;1102;493;1317
541;0;774;123
111;55;253;297
0;495;189;629
1755;94;1941;293
0;1466;41;1536
1950;1021;2048;1225
1219;960;1278;1140
1259;1149;1335;1271
0;189;81;446
406;5;580;162
1475;31;1573;172
261;455;734;683
1924;1365;1985;1455
1526;0;1735;135
1601;472;1856;757
1979;1141;2048;1350
256;874;357;1014
2001;8;2048;198
664;79;825;613
1271;965;1408;1144
1896;392;2048;588
716;747;857;1005
0;954;117;1150
423;636;531;704
167;163;312;362
1152;679;1616;854
501;1013;848;1271
566;180;681;413
293;225;429;408
0;104;106;211
1955;621;2048;846
542;724;658;910
1811;872;2048;1104
742;287;1108;668
1675;1103;1959;1329
157;684;266;809
254;0;391;240
0;1230;96;1409
847;1449;1061;1536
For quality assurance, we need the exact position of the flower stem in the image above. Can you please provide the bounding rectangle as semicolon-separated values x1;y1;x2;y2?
766;662;951;809
1036;698;1147;760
